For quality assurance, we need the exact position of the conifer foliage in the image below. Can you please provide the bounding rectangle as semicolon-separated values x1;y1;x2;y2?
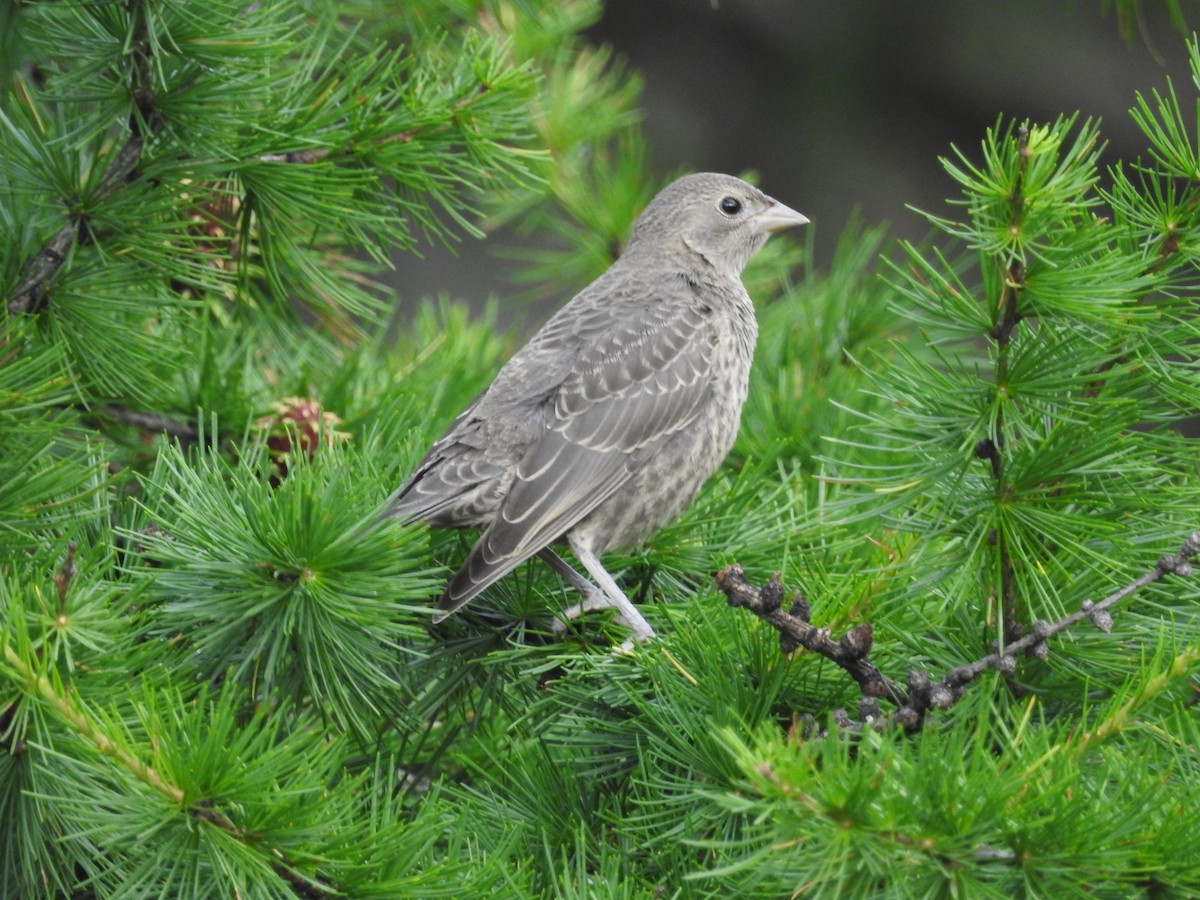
2;2;1199;898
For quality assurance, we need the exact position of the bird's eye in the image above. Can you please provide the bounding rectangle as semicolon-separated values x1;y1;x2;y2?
718;196;743;216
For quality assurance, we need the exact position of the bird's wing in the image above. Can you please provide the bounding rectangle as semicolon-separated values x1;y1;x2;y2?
387;395;507;526
438;289;718;615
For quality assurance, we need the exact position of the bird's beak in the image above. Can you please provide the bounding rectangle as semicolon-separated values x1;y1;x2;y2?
751;199;809;234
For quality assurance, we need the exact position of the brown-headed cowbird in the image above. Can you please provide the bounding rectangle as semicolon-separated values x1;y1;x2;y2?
389;173;807;642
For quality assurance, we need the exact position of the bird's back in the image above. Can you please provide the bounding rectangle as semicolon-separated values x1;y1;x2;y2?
387;254;648;530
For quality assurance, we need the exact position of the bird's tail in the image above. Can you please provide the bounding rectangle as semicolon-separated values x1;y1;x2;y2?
432;532;541;621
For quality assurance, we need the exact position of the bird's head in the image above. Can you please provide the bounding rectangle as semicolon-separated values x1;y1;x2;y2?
627;172;808;278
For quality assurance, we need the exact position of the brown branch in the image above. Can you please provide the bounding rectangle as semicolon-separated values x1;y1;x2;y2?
717;530;1200;734
7;223;78;316
974;438;1002;482
715;566;906;706
9;133;150;315
99;403;199;441
954;530;1200;681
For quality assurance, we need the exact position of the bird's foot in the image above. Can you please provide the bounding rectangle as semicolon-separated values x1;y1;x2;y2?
552;592;620;629
552;592;656;644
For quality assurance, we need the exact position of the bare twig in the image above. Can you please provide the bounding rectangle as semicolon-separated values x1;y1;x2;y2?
715;567;906;706
954;530;1200;679
717;530;1200;733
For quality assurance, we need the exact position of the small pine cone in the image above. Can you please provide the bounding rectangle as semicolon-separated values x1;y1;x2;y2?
256;397;349;482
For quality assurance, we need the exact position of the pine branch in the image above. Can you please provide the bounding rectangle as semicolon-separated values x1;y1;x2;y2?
2;542;346;896
7;24;161;317
717;530;1200;733
4;652;185;810
255;81;495;165
257;128;418;164
987;124;1030;646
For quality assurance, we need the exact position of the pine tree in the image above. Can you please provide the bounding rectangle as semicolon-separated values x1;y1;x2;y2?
2;2;1199;898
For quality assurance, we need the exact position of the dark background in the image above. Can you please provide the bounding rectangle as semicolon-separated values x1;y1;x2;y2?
391;1;1196;325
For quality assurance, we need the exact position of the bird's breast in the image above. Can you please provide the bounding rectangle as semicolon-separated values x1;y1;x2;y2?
570;289;758;554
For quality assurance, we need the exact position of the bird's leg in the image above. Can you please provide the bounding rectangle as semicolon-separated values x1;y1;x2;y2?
551;540;656;643
538;549;617;625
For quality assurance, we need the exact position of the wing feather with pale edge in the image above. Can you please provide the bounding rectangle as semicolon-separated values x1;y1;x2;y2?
386;395;508;526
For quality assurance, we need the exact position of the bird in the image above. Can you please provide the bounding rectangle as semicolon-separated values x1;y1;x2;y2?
388;172;807;643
